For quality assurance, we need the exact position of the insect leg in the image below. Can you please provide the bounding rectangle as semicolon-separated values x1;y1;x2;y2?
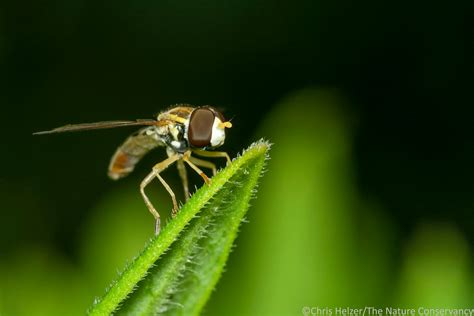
140;171;162;235
176;159;190;202
152;155;181;219
183;152;210;185
192;149;232;166
140;154;180;234
189;156;217;176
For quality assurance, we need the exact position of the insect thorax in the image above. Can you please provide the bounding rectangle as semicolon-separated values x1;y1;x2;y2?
156;123;188;153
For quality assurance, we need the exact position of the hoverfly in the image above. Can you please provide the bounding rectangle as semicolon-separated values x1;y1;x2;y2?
34;105;233;235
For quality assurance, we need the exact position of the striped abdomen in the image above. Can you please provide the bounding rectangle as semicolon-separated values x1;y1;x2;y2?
108;127;164;180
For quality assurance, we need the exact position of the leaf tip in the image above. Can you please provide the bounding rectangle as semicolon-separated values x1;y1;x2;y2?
236;138;272;161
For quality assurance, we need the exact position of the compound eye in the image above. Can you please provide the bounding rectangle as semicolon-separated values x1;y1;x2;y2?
188;108;214;147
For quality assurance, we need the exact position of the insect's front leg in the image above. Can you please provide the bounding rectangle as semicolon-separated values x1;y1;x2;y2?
189;156;217;176
182;151;211;185
192;149;232;166
140;154;180;235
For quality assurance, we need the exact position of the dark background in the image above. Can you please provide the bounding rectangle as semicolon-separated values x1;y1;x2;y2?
1;0;473;312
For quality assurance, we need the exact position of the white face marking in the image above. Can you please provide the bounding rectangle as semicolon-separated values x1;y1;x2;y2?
210;117;226;147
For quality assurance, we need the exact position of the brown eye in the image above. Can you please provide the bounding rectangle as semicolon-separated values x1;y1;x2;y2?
188;108;214;147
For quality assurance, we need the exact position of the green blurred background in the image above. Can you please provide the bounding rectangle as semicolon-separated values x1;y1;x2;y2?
1;0;473;315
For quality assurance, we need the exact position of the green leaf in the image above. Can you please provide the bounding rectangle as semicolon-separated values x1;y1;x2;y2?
88;140;270;316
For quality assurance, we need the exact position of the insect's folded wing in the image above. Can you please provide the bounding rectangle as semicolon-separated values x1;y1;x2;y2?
33;120;157;135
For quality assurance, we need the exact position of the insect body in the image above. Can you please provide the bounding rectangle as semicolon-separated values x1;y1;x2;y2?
34;105;233;234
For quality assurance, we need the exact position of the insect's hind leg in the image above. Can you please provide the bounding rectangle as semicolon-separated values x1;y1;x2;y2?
140;154;180;235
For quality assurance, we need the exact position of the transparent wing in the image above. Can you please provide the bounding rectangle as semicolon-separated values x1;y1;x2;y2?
33;119;157;135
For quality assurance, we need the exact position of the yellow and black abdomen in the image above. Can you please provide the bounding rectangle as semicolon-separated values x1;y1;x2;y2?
108;127;164;180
